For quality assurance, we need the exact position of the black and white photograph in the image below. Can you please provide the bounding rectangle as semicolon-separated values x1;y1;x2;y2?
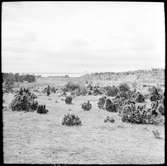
2;1;165;164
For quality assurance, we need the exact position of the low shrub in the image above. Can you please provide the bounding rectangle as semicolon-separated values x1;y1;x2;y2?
118;83;130;92
65;82;80;91
62;113;82;126
121;103;163;124
97;96;106;109
104;116;115;123
135;92;145;103
10;88;38;112
105;86;118;97
65;96;72;104
105;98;117;112
37;105;48;114
81;100;92;111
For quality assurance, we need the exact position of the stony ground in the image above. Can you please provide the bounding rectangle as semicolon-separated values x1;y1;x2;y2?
3;93;165;164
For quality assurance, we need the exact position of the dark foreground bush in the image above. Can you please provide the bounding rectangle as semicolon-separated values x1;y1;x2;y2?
118;83;130;92
62;113;82;126
105;98;117;112
97;96;106;109
82;100;92;111
11;88;38;112
65;96;72;104
105;86;118;97
37;105;48;114
121;103;163;124
135;92;145;103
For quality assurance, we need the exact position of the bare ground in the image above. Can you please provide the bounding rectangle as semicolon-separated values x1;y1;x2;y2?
3;93;165;164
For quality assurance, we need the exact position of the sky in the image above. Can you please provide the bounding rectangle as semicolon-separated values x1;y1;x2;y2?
2;2;165;76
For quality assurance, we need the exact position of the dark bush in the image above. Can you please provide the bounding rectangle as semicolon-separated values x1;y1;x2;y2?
104;116;115;123
105;98;117;112
105;86;118;97
65;96;72;104
121;103;163;124
10;88;38;112
37;105;48;114
97;96;106;109
135;92;145;103
149;86;162;102
47;85;51;96
118;83;130;92
62;113;82;126
65;82;80;91
82;100;92;111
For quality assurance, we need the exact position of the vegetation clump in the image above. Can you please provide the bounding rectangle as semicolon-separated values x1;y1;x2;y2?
105;98;117;112
37;105;48;114
97;96;107;109
65;95;72;104
104;116;115;123
62;113;82;126
135;92;145;103
118;83;130;93
121;103;163;124
10;88;38;112
105;86;118;97
81;100;92;111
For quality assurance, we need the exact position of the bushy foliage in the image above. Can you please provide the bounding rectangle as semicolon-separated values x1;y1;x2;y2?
65;96;72;104
97;96;107;109
92;86;104;95
105;86;118;97
105;98;117;112
3;73;36;83
118;83;130;92
104;116;115;123
81;100;92;111
10;88;38;112
65;81;80;91
37;105;48;114
46;85;51;96
149;86;162;102
121;103;163;124
62;113;82;126
135;92;145;103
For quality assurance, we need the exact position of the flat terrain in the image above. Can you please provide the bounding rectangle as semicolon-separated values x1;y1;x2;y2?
3;93;165;164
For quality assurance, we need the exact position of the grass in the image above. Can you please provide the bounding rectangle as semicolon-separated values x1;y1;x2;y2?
3;92;164;164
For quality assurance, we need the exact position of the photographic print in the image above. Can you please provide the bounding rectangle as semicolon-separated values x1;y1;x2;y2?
2;1;165;164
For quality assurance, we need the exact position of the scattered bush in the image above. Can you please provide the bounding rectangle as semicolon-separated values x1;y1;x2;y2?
118;83;130;92
37;105;48;114
135;92;145;103
97;96;106;109
105;98;117;112
105;86;118;97
10;88;38;112
65;96;72;104
47;85;51;96
62;113;82;126
149;86;162;102
121;103;163;124
104;116;115;123
82;100;92;111
65;82;80;91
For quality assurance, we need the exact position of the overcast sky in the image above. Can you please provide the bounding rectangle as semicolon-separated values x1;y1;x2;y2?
2;2;165;76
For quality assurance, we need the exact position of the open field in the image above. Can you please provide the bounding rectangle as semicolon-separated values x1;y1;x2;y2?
3;90;165;164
